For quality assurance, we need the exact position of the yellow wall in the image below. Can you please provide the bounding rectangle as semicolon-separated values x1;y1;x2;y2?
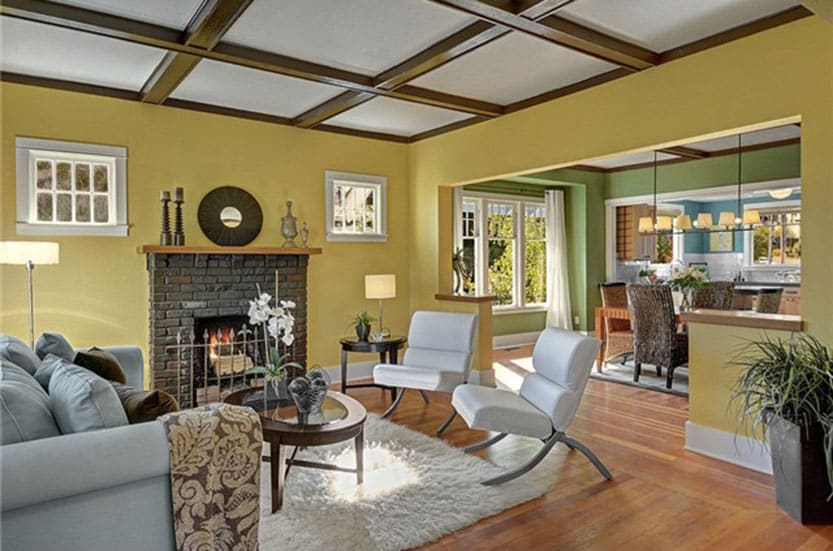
410;17;833;353
0;83;411;381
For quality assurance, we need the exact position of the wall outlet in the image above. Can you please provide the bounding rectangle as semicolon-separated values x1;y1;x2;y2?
574;316;580;327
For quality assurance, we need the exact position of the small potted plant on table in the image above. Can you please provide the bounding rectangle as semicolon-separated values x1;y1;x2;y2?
732;333;833;524
351;311;374;342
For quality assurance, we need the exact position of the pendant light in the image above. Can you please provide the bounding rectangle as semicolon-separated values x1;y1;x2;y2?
768;188;793;200
718;133;741;228
695;212;714;228
675;214;692;230
638;151;659;233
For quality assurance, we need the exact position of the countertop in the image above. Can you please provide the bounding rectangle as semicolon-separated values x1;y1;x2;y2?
680;308;803;332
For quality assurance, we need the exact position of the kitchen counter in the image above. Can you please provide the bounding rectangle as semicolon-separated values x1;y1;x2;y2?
680;308;803;331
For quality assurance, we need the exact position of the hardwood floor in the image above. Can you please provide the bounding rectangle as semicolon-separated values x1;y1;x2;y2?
344;347;833;550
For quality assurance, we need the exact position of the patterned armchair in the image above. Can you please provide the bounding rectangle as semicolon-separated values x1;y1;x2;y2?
692;281;735;310
599;283;633;364
626;284;689;390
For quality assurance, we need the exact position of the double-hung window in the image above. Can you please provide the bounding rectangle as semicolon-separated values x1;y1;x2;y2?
744;203;801;266
16;137;128;236
455;192;548;310
325;171;387;242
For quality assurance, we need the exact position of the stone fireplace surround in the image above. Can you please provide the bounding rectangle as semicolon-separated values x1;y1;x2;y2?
143;247;317;408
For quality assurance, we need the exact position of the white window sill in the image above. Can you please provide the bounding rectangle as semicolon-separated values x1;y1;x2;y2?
492;306;547;316
326;232;387;243
17;222;129;237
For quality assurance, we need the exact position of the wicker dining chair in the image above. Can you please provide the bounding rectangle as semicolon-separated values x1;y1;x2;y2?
626;284;689;389
756;289;784;313
692;281;735;310
599;283;633;365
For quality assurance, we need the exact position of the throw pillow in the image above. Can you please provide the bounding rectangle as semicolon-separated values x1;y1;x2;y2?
34;332;75;361
0;334;41;375
34;354;70;391
1;359;46;396
0;379;61;444
73;348;127;384
48;362;128;434
110;382;180;424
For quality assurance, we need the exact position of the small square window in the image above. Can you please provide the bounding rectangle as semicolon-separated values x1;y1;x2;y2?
325;171;387;242
16;137;128;236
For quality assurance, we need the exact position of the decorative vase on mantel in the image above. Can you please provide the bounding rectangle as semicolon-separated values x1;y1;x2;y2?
281;201;299;247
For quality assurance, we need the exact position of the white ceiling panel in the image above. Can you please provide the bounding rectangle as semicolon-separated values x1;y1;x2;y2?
588;151;678;169
558;0;800;52
410;33;618;105
0;17;167;90
685;125;800;152
171;59;344;118
223;0;476;76
325;97;472;137
49;0;204;30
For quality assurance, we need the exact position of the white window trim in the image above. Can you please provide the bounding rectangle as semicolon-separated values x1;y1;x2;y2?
455;190;547;311
324;170;387;242
742;199;801;267
16;137;128;236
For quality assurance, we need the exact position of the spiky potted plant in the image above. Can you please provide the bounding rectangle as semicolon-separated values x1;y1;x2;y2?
731;333;833;524
350;311;374;342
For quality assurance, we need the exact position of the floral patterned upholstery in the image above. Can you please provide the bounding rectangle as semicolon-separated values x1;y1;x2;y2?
692;281;735;310
626;284;688;389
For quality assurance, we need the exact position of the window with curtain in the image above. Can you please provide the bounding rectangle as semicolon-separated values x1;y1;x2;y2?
455;192;548;310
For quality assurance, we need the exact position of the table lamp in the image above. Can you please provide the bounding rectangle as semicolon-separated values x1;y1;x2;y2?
0;241;60;347
365;274;396;340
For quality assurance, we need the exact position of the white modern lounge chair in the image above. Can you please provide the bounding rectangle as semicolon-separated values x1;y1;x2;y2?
452;327;613;485
373;311;477;433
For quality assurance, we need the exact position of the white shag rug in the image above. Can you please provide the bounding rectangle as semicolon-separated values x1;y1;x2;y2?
258;414;549;551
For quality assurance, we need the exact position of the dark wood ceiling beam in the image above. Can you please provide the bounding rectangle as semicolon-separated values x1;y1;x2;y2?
657;146;709;159
292;91;376;128
427;0;658;70
0;0;495;116
511;0;575;19
140;0;253;104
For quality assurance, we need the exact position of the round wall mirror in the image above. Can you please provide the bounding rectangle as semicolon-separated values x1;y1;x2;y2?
220;206;242;228
198;186;262;246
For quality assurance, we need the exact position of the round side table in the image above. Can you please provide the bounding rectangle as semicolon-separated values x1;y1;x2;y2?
339;336;406;399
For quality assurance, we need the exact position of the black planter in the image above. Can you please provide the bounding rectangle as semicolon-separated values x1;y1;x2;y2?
355;322;370;341
768;416;833;524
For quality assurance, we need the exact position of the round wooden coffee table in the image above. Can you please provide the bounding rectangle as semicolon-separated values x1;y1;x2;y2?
224;387;366;512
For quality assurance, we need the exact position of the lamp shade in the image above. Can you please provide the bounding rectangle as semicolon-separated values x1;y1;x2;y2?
743;210;761;225
0;241;59;265
675;214;692;230
695;213;713;228
638;217;654;233
365;274;396;299
655;216;673;231
718;211;736;227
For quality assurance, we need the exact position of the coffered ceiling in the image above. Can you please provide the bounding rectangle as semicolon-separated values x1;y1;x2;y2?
0;0;810;143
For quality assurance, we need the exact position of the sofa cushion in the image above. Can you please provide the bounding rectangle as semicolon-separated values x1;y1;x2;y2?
35;332;75;361
110;382;180;424
74;347;127;384
49;362;128;434
0;334;41;375
1;359;46;396
0;379;61;444
34;354;67;391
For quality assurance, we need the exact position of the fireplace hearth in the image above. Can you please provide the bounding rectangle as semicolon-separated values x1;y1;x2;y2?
143;247;316;408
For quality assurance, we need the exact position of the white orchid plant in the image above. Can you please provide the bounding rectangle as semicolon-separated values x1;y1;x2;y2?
246;291;302;379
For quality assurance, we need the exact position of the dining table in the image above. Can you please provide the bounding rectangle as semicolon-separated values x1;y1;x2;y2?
594;305;680;371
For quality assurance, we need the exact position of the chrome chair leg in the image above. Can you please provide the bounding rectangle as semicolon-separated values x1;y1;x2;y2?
463;432;508;453
436;410;457;435
419;390;430;405
481;432;561;485
560;434;613;480
381;388;405;419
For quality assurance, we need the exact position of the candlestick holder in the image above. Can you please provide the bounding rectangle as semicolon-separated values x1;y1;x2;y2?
173;188;185;246
160;191;172;246
300;221;309;248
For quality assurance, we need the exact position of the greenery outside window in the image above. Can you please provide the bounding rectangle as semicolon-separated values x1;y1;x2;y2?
456;192;547;310
743;202;801;266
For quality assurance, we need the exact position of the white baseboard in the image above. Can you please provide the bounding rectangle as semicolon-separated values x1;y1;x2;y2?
685;421;773;475
319;361;376;385
492;331;541;350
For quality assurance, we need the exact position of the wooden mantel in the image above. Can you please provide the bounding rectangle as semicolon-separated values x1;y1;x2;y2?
138;245;322;255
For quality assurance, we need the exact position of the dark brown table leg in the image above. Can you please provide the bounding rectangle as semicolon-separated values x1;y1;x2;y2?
341;348;348;394
355;426;364;485
271;436;285;513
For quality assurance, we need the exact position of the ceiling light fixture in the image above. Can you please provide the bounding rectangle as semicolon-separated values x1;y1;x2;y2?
768;187;793;200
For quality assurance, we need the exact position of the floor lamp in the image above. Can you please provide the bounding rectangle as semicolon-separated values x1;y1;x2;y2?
365;274;396;340
0;241;60;347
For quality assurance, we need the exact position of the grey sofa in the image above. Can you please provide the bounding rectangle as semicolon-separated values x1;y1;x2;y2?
1;346;176;551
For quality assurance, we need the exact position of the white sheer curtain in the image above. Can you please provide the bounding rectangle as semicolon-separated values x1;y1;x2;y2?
545;189;572;329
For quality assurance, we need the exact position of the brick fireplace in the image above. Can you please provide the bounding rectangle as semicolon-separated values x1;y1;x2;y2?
142;246;318;408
